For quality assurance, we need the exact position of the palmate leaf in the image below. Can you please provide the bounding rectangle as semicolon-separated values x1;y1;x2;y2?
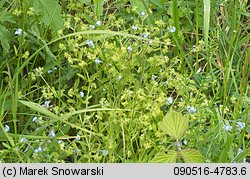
158;108;189;140
31;0;64;32
180;149;204;163
151;150;178;163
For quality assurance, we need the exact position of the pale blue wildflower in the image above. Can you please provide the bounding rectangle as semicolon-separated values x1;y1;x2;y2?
95;58;102;64
118;75;122;81
169;26;176;33
151;75;157;81
58;140;63;144
14;28;26;35
100;150;108;156
183;139;188;145
224;124;232;131
96;20;101;26
80;91;84;98
148;39;153;45
238;148;243;154
236;122;245;130
140;11;145;17
34;146;42;153
127;45;132;52
143;32;149;38
86;40;95;48
132;25;137;31
5;125;10;132
166;97;173;105
32;116;38;123
42;101;51;108
76;134;81;141
187;106;196;113
20;137;28;143
196;68;201;74
49;130;55;137
47;69;53;74
89;25;95;30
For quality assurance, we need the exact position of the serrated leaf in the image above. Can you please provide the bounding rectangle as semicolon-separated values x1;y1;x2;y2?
151;150;178;163
158;108;189;140
18;100;60;120
181;149;204;163
32;0;64;32
0;24;11;54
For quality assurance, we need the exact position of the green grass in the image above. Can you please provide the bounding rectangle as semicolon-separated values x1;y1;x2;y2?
0;0;249;163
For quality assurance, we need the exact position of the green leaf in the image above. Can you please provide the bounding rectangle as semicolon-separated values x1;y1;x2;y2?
0;24;11;54
94;0;105;18
203;0;210;47
31;0;64;32
18;100;60;120
180;149;204;163
151;150;178;163
78;0;91;5
158;108;189;140
130;0;146;13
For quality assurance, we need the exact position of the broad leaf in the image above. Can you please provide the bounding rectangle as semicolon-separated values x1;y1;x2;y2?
0;24;11;54
130;0;147;13
32;0;64;32
94;0;105;18
151;150;178;163
180;149;204;163
158;108;189;140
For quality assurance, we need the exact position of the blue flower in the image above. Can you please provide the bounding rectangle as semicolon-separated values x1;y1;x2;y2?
236;122;245;130
32;116;38;123
89;25;95;29
187;106;196;113
49;130;55;137
34;146;42;153
5;125;10;132
169;26;176;33
86;40;95;48
223;124;232;131
80;91;84;98
118;75;122;81
96;20;101;26
20;138;28;143
95;58;102;64
166;97;173;105
132;25;137;31
127;45;132;52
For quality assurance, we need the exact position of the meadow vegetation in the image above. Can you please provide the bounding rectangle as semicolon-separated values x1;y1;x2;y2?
0;0;249;163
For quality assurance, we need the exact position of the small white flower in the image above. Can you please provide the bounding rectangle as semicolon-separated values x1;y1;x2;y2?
47;69;53;74
100;150;108;156
236;122;245;130
187;106;196;113
96;20;101;26
95;58;102;64
166;97;173;105
5;125;10;132
80;91;84;98
169;26;176;33
163;81;168;86
43;101;51;108
196;68;201;74
32;116;38;123
58;140;63;144
89;25;95;29
193;45;197;52
223;124;232;131
49;130;55;137
183;139;188;145
237;148;243;154
53;66;57;71
76;134;81;141
140;11;145;17
34;146;42;153
132;25;137;31
148;39;153;45
151;75;157;81
127;45;132;52
86;40;95;48
20;137;28;143
14;28;27;35
118;75;122;81
243;158;248;163
143;32;149;38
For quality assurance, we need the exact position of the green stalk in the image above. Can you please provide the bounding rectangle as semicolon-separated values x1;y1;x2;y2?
203;0;210;48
